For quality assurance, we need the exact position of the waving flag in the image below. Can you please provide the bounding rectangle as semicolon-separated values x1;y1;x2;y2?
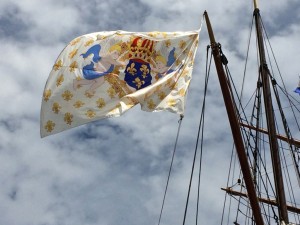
294;77;300;95
41;30;199;137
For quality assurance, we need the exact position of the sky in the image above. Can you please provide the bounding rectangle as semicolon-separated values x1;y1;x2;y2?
1;0;300;225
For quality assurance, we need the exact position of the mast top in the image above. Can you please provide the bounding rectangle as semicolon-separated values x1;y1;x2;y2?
253;0;259;9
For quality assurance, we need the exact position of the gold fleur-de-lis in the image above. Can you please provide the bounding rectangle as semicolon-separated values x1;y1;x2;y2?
168;98;176;107
133;77;145;89
147;99;156;110
56;74;64;87
97;35;107;40
84;39;94;47
64;112;73;125
127;63;137;75
43;89;51;102
73;100;85;108
149;31;159;38
84;91;94;98
70;37;81;46
53;59;63;71
158;92;166;100
165;40;171;48
166;79;174;89
179;40;186;49
52;102;61;114
45;120;55;132
69;61;78;72
96;98;106;109
107;87;116;98
181;69;189;78
69;49;78;59
62;90;73;101
140;64;149;78
86;109;96;118
183;49;188;56
155;84;163;92
179;88;186;97
161;32;167;38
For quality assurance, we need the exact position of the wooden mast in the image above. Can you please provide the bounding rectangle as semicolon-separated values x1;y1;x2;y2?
253;0;289;223
203;11;264;225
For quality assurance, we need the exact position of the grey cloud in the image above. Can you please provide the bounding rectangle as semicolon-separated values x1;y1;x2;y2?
0;3;33;41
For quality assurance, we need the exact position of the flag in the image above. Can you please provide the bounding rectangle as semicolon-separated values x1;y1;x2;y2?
40;30;199;137
294;78;300;94
294;87;300;95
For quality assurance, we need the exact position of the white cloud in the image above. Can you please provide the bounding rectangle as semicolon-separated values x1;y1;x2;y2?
0;0;300;224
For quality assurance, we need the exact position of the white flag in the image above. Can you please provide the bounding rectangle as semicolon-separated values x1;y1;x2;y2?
41;30;199;137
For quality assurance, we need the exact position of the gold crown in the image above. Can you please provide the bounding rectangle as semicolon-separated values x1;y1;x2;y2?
129;37;155;63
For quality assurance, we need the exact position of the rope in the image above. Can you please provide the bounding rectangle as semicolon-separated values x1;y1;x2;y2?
182;45;211;225
217;41;282;224
157;114;184;225
196;45;212;225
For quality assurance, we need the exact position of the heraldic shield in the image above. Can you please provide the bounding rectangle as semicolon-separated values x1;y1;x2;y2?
124;37;154;90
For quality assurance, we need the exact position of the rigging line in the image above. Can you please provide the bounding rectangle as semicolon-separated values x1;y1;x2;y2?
260;15;300;132
240;14;255;102
242;123;278;199
221;145;238;225
217;45;268;224
218;49;260;225
240;95;300;125
271;90;300;223
277;86;300;111
272;81;300;186
277;87;300;135
182;45;211;225
278;139;300;223
157;114;184;225
233;88;278;224
196;45;212;225
237;111;281;221
222;61;276;198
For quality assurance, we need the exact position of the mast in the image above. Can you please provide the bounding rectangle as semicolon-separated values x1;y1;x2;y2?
253;0;289;223
204;11;264;225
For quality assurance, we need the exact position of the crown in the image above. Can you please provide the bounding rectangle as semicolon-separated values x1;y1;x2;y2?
129;37;155;63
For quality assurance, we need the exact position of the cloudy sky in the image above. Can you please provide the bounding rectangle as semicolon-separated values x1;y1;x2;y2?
1;0;300;225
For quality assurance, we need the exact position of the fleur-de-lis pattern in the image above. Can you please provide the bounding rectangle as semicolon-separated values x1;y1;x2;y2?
64;112;73;125
69;49;78;59
41;30;199;137
62;90;73;101
52;102;61;114
133;77;145;89
44;120;55;132
84;39;94;47
69;61;78;72
96;98;106;108
53;60;63;71
73;100;85;108
147;99;156;110
43;89;51;102
127;63;137;75
56;74;64;87
86;110;96;118
140;64;149;78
